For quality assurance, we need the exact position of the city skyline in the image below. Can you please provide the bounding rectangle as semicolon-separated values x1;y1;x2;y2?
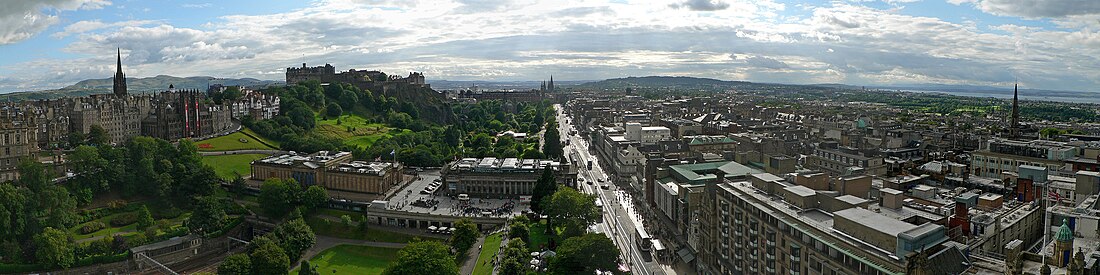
1;0;1099;94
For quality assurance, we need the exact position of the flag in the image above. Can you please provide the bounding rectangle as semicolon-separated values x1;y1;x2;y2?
375;156;382;162
1049;190;1062;202
390;149;396;156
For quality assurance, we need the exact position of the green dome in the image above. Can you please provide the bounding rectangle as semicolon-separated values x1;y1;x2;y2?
1056;219;1074;242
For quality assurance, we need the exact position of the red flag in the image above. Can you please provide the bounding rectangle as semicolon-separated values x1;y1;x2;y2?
1049;190;1062;202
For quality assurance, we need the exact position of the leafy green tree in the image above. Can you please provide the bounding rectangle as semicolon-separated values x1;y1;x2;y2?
217;253;251;275
449;218;479;257
543;187;600;239
187;196;227;234
549;233;620;275
273;218;315;262
500;238;530;275
298;260;321;275
0;183;29;239
325;103;343;118
383;241;459;275
530;167;557;214
542;120;563;159
508;222;530;244
339;90;359;109
137;205;155;230
301;185;328;211
66;131;85;148
69;145;110;193
230;176;247;197
250;236;290;275
88;124;110;146
34;227;75;269
259;178;295;218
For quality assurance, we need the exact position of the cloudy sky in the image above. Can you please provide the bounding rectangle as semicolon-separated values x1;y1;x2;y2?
0;0;1098;93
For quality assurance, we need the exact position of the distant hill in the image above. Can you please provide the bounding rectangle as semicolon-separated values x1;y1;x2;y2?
577;76;749;90
427;80;592;90
0;75;283;101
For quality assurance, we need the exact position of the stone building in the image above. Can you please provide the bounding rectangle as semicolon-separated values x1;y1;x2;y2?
285;63;430;95
251;151;403;195
441;157;576;198
0;107;38;181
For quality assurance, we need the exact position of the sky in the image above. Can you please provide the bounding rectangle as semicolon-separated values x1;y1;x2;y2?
0;0;1098;94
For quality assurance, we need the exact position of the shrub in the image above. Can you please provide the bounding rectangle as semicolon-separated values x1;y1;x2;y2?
79;222;107;235
110;213;139;227
106;200;127;210
152;207;183;220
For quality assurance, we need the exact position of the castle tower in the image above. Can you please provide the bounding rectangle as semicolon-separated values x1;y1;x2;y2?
113;48;127;97
1011;82;1019;137
1054;219;1075;267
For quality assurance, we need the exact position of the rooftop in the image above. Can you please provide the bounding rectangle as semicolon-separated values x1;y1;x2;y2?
448;157;565;173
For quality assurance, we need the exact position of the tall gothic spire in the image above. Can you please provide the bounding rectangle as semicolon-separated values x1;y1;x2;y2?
1011;82;1019;137
113;48;127;97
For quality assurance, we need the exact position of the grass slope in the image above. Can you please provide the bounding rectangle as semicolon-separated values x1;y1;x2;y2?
195;131;275;151
473;232;503;275
313;114;391;148
289;244;399;275
305;216;437;243
201;154;267;180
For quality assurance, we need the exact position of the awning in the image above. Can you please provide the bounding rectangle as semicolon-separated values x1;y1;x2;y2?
677;248;695;263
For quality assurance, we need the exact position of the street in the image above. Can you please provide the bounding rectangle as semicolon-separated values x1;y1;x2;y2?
555;105;672;275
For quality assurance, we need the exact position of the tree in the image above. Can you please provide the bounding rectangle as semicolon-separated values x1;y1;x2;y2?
500;238;530;275
68;145;110;194
217;253;251;275
88;124;110;145
339;90;359;109
383;241;459;275
259;178;295;218
273;218;315;262
301;185;328;211
137;205;155;230
230;176;247;197
542;121;563;159
450;218;479;256
66;131;86;148
543;187;600;239
250;236;290;275
298;260;321;275
549;233;620;275
530;167;557;214
0;183;29;239
187;196;227;234
325;102;343;118
508;222;530;244
34;227;75;269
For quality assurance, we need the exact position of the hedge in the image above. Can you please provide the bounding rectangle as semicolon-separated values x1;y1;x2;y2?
110;213;139;227
80;221;107;235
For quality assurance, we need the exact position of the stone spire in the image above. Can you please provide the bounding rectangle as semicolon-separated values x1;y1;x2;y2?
113;48;127;97
1011;82;1019;137
548;75;554;92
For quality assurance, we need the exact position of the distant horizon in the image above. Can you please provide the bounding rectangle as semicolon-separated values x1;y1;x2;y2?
2;0;1100;94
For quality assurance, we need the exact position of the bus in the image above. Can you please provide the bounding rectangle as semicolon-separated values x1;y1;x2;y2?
635;225;652;252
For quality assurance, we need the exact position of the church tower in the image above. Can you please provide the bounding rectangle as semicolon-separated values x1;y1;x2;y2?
1010;82;1019;137
548;75;554;93
113;48;127;97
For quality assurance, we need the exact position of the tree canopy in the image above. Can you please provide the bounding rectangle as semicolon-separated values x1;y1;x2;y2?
383;240;459;275
449;218;479;257
549;233;620;275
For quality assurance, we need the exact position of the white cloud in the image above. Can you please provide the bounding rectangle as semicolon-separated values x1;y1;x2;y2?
181;3;212;8
1;0;1099;93
954;0;1100;18
0;0;111;44
669;0;730;11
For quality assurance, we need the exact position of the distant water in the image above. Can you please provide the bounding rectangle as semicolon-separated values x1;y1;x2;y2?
902;90;1100;104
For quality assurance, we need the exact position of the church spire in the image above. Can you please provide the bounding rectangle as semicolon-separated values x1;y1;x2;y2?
113;48;127;97
1011;81;1019;137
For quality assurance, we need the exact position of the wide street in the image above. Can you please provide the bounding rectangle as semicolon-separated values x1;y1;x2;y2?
555;105;673;275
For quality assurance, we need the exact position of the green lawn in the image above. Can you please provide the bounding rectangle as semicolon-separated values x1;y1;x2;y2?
289;244;399;275
473;232;503;275
305;216;438;243
195;131;276;152
312;114;392;148
241;127;281;147
201;154;268;180
316;208;366;221
528;221;552;251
